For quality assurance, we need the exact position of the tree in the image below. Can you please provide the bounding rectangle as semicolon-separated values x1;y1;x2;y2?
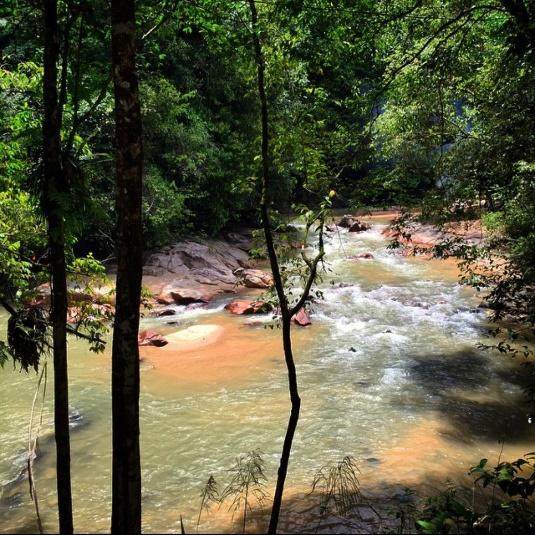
247;1;328;532
42;0;73;532
110;0;144;532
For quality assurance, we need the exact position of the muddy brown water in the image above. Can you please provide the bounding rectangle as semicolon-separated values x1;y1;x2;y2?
1;218;533;533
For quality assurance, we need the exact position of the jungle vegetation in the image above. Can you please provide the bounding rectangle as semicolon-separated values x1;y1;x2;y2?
0;0;534;533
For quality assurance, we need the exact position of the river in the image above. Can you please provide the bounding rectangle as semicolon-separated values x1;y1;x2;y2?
1;216;533;533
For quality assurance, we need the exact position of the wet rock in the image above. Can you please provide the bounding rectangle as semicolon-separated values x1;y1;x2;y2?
157;286;216;305
292;308;312;326
325;224;338;232
348;220;371;233
337;215;371;232
224;231;252;251
157;308;176;317
69;408;85;429
350;252;375;260
224;300;272;315
233;267;273;289
156;292;175;305
138;330;168;347
412;302;430;309
170;288;211;305
337;214;357;228
349;346;357;352
365;457;381;464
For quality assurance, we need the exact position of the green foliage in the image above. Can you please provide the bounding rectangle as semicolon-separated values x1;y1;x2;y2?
416;456;535;534
416;486;472;534
220;450;269;534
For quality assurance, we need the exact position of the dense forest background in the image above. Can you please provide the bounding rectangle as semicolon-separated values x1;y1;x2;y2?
1;0;535;533
1;0;534;268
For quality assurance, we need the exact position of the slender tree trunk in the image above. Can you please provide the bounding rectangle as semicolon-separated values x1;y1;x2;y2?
247;1;302;532
110;0;143;532
42;1;73;532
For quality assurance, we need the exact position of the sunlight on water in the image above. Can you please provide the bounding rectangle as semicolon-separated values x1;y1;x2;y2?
1;219;533;533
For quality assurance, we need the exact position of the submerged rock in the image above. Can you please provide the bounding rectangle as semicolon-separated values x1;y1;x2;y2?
350;252;375;260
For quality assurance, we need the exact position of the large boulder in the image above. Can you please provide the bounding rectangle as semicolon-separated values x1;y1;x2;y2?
337;215;370;232
170;288;211;305
157;286;216;305
138;330;168;347
144;239;251;284
224;300;272;315
337;214;358;228
234;268;273;289
348;220;371;233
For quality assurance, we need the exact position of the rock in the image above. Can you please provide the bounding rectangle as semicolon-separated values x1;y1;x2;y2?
225;231;253;251
353;252;375;260
156;293;175;305
224;300;272;315
157;286;215;305
348;220;371;233
138;330;168;347
336;215;370;232
325;224;338;232
170;288;211;305
157;308;176;317
292;308;311;326
337;214;357;228
234;268;273;289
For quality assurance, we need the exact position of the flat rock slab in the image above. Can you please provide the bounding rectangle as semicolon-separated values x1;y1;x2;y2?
164;324;224;349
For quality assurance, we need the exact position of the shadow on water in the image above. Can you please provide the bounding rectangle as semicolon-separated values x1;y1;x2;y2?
406;347;535;444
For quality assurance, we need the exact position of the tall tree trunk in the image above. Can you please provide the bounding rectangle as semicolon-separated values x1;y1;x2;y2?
110;0;143;532
42;1;73;533
247;1;302;532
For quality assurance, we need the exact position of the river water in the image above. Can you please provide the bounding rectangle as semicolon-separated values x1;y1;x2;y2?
1;217;533;533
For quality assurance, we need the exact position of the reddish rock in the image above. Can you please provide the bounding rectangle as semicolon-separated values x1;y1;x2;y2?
355;253;375;260
292;308;312;326
138;330;168;347
157;286;215;305
156;293;175;305
224;300;272;315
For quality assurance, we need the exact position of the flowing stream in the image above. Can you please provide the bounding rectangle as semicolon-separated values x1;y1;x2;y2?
1;216;533;533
